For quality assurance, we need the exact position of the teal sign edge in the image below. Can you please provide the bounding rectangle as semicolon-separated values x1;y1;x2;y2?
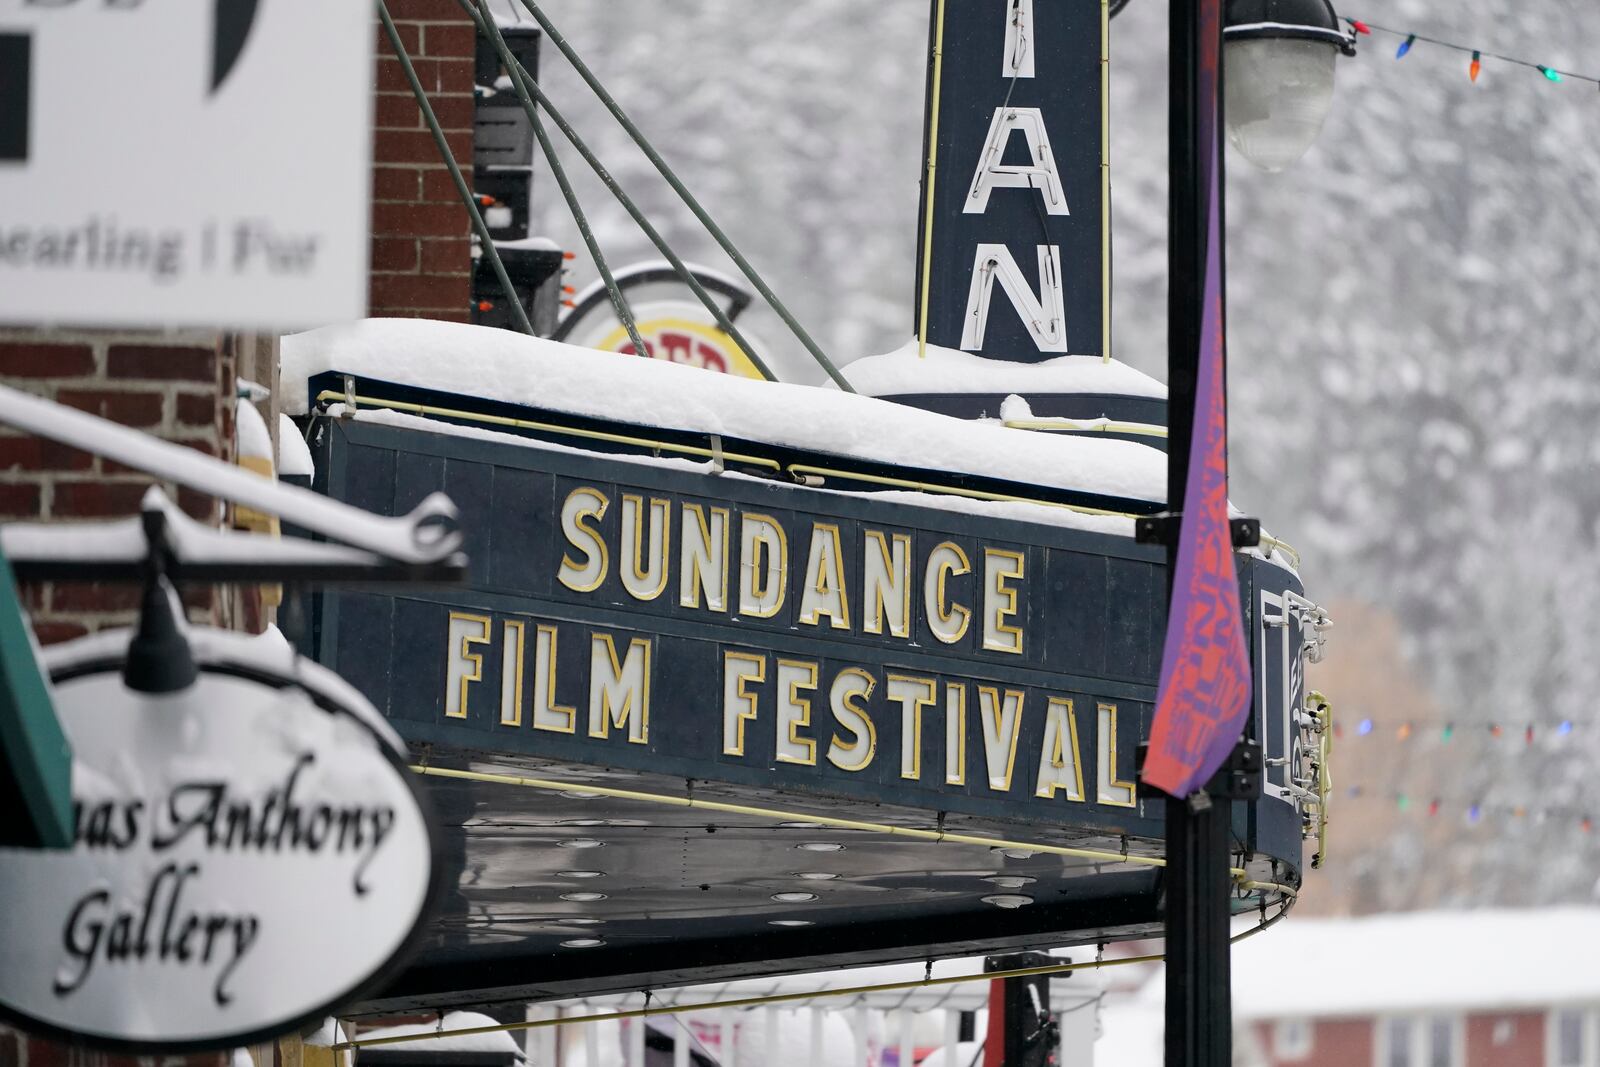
0;543;73;849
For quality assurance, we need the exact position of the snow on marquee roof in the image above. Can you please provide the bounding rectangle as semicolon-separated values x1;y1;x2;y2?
280;318;1167;508
1128;910;1600;1021
335;404;1140;539
843;338;1168;400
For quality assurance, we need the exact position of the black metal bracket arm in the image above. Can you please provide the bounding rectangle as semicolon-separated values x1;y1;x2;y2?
1134;513;1262;549
1136;738;1263;802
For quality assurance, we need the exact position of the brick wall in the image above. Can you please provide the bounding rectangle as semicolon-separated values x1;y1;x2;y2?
1248;1016;1372;1067
1249;1011;1550;1067
0;329;237;642
370;0;479;321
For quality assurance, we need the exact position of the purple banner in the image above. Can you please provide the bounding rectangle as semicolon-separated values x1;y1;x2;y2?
1142;0;1253;798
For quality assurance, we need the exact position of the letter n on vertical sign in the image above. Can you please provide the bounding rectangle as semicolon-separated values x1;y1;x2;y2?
914;0;1106;361
0;35;29;163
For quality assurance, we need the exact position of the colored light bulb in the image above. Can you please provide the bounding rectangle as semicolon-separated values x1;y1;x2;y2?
1513;806;1527;818
1442;723;1455;742
1350;19;1372;35
1540;66;1562;82
1558;720;1573;736
1396;35;1416;59
1584;817;1594;833
1358;718;1374;736
1397;794;1410;812
1333;722;1345;739
1397;722;1412;741
1490;723;1503;738
1470;52;1482;82
1427;799;1440;817
1526;725;1536;744
1468;805;1482;824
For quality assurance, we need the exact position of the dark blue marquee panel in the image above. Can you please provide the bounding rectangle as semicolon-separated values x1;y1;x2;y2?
315;417;1305;852
306;415;1307;1009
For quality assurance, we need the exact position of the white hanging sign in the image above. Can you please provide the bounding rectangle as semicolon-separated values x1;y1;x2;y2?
0;629;435;1051
0;0;372;329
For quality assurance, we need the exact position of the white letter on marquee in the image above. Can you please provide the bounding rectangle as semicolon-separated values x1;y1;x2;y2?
588;634;651;744
961;244;1069;353
965;108;1068;216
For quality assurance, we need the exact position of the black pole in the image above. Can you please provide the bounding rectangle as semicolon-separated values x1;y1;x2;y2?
1164;0;1234;1064
985;952;1059;1067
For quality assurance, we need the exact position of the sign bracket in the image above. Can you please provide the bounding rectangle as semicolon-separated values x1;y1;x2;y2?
1134;513;1261;550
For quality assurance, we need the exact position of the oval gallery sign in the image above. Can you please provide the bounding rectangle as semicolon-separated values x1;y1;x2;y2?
0;630;436;1051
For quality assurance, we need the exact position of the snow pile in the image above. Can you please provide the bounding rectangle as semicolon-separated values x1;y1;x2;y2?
998;394;1033;421
277;413;315;477
355;1011;524;1056
843;338;1167;399
492;235;561;253
236;399;272;463
280;319;1166;506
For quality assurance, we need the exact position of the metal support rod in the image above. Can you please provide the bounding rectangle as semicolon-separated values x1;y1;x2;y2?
512;0;856;393
1164;0;1233;1064
473;0;647;358
462;1;777;382
376;0;534;336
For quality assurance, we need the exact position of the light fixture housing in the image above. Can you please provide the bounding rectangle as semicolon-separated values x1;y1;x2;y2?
1224;0;1355;172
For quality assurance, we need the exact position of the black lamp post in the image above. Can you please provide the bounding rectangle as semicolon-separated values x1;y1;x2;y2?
1155;1;1352;1066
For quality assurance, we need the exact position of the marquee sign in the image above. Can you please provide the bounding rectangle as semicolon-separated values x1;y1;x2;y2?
0;631;437;1051
296;381;1313;1006
324;443;1180;829
915;0;1108;361
307;401;1307;846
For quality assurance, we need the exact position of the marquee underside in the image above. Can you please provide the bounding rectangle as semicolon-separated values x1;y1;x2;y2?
351;748;1179;1014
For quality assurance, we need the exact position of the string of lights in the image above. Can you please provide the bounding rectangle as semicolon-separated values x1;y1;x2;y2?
1331;718;1577;742
1346;18;1600;87
1341;787;1596;830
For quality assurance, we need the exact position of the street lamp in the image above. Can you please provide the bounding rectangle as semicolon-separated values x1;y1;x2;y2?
1223;0;1357;171
1152;1;1350;1065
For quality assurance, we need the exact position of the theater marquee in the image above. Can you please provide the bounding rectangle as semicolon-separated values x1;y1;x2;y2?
302;382;1310;1007
320;434;1195;833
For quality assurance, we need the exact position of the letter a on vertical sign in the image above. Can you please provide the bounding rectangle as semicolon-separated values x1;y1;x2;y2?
0;626;436;1051
916;0;1107;361
1142;0;1252;798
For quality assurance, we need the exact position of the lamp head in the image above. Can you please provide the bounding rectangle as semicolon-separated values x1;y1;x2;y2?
1224;0;1355;172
